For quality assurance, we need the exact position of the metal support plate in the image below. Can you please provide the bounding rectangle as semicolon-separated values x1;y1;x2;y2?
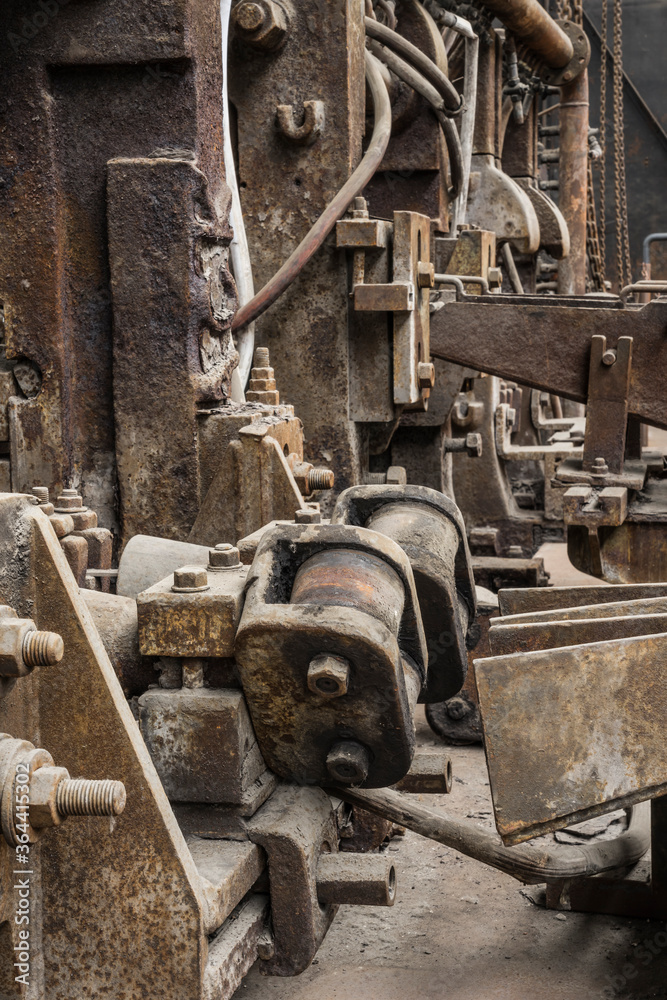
475;631;667;845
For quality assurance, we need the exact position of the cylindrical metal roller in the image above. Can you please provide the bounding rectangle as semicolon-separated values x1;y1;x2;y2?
316;852;397;906
290;548;405;636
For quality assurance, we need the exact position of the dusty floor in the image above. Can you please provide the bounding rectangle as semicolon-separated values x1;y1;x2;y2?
238;544;667;1000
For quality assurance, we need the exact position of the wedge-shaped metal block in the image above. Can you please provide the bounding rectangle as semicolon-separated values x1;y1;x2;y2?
138;688;269;809
475;632;667;845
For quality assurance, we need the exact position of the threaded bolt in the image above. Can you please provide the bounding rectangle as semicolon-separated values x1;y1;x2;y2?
364;472;387;485
307;468;334;491
254;347;270;368
22;630;64;667
56;778;126;818
32;486;49;504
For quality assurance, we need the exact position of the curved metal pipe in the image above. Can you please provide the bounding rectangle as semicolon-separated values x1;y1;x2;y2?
476;0;574;69
365;16;463;115
232;51;392;333
334;786;651;886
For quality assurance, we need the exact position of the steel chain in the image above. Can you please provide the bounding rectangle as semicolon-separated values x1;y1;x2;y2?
613;0;633;288
598;0;607;279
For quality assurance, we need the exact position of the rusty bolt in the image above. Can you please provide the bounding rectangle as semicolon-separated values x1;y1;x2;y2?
54;487;86;513
208;543;242;570
0;612;64;677
172;565;210;592
352;197;369;219
29;766;126;830
327;740;370;785
254;346;270;368
417;261;435;289
308;468;335;491
232;0;287;51
488;266;503;289
295;508;321;524
56;776;126;819
234;1;264;30
445;696;471;721
32;486;49;504
602;349;617;366
591;457;609;476
443;433;483;458
23;630;64;667
307;654;350;698
417;362;435;389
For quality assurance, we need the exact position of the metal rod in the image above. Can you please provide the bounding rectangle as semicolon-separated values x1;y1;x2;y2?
332;786;651;886
477;0;574;69
501;243;524;294
557;70;589;295
434;273;490;294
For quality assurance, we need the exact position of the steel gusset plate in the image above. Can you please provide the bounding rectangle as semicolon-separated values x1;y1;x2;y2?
234;523;427;788
332;485;477;702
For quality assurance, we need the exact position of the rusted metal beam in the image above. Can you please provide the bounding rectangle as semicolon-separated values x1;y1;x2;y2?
429;297;667;430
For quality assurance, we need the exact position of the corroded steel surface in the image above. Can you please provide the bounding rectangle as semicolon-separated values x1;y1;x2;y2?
476;630;667;845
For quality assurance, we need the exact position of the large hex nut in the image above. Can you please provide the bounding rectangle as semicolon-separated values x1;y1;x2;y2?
29;766;69;829
171;565;210;593
307;654;350;698
232;0;288;51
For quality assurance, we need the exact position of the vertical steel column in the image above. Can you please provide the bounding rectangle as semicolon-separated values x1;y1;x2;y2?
558;70;590;295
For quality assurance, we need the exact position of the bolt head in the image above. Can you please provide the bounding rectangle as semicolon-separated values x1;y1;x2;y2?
465;432;483;458
295;508;321;524
232;0;287;50
307;654;350;698
208;543;242;569
386;465;407;485
29;766;69;829
602;349;617;366
0;617;37;677
446;696;471;721
172;565;210;592
417;261;435;289
54;488;85;513
417;362;435;389
326;740;370;785
488;267;503;289
234;1;264;30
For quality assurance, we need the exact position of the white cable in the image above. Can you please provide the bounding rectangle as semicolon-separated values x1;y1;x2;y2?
448;16;478;232
220;0;255;397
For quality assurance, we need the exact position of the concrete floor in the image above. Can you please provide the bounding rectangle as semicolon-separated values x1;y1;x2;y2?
238;544;667;1000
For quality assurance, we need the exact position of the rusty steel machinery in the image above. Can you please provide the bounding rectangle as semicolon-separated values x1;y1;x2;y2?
1;0;667;996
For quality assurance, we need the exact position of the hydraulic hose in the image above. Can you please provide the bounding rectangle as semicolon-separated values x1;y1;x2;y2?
367;38;463;199
232;50;392;333
333;786;651;886
365;15;463;115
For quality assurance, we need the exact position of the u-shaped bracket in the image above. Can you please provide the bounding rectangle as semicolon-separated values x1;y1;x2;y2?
276;100;325;146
